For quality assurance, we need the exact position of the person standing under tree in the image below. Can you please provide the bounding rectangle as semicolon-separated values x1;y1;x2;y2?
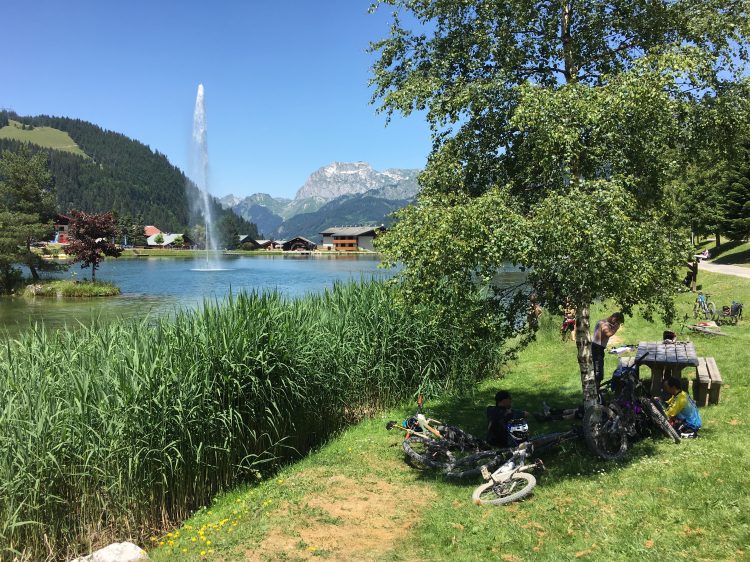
591;312;624;385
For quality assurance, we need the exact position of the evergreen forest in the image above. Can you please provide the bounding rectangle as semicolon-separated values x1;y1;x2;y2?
0;111;258;237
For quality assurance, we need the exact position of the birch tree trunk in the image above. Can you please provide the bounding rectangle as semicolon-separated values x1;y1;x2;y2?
575;304;599;406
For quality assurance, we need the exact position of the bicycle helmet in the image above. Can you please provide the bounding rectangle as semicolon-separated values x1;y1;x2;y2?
402;417;421;432
506;419;530;445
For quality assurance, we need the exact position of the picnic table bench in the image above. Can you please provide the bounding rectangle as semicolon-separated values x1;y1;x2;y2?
693;357;723;406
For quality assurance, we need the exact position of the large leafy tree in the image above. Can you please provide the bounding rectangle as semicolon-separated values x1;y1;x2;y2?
0;148;56;286
67;210;122;281
370;0;749;403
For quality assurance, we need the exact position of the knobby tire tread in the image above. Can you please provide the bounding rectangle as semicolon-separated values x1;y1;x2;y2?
583;404;628;460
638;397;680;444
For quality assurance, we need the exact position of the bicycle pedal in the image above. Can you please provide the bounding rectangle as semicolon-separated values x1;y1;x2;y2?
480;465;492;480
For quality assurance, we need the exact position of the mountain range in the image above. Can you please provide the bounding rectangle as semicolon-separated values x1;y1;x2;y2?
220;162;420;240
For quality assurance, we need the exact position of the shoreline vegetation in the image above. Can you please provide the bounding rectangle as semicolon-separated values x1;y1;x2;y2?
23;279;120;297
0;280;501;561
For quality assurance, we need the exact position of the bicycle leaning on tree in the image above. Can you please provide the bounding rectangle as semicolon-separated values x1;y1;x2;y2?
582;352;680;460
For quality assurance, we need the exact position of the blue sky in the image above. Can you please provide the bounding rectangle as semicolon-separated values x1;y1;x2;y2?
4;1;431;199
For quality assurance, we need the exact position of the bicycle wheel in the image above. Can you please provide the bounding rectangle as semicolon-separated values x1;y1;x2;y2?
443;449;506;479
472;472;537;506
693;301;700;319
402;434;452;470
583;405;627;460
638;397;680;444
706;301;717;321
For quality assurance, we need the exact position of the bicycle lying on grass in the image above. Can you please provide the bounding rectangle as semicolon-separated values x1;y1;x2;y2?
387;397;583;505
472;426;581;505
583;352;680;460
386;396;503;478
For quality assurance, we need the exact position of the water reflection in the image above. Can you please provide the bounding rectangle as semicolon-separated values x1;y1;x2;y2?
2;255;389;337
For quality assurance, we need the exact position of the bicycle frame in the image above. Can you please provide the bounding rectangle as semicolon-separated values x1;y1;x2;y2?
480;442;538;484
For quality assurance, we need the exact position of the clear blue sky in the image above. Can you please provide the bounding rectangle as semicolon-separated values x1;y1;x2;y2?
4;1;431;199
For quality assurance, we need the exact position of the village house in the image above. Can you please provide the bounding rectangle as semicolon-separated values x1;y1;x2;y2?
282;237;317;252
319;226;386;252
53;214;71;244
146;233;193;248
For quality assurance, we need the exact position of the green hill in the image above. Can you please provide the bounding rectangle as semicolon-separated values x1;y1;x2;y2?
0;111;257;236
0;119;87;157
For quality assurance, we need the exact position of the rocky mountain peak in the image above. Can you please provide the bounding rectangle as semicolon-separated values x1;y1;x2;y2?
294;161;414;201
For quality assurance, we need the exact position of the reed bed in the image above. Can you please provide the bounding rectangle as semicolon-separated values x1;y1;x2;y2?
0;280;501;561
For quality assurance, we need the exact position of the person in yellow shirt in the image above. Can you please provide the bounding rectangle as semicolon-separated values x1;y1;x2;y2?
660;376;702;438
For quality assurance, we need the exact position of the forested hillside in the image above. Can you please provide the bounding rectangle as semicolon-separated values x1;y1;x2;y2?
0;111;257;236
276;195;409;240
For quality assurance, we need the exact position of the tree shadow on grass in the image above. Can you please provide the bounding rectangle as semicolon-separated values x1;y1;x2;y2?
709;240;750;264
395;386;669;488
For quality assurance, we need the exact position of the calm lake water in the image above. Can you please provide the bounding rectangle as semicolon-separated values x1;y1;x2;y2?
0;255;528;337
0;255;390;336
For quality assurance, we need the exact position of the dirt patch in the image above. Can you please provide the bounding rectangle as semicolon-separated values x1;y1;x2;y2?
245;472;431;561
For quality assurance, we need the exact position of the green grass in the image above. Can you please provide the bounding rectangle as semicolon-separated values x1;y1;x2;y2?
0;120;87;157
696;239;750;265
23;279;120;297
150;271;750;562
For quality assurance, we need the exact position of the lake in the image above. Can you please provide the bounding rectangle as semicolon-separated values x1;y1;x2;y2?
0;255;528;337
0;254;389;336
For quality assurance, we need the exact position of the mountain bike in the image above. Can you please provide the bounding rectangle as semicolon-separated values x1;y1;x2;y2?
386;396;503;478
472;426;581;505
583;353;680;460
693;291;717;321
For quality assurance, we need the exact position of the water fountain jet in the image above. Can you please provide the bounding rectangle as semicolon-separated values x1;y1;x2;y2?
188;84;231;272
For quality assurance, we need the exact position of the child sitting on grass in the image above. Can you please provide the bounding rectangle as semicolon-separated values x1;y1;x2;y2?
486;390;529;447
659;376;702;438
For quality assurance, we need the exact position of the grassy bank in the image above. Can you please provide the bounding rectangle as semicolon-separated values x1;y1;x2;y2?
0;281;501;562
150;271;750;561
23;279;120;297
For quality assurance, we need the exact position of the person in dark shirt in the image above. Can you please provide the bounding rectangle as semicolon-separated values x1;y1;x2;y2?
486;390;529;447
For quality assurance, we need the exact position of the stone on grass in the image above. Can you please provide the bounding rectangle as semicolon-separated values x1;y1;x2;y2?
69;542;149;562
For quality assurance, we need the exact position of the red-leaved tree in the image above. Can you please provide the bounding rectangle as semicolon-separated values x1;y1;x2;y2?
67;210;122;281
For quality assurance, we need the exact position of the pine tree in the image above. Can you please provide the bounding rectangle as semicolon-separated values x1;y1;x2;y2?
0;148;55;285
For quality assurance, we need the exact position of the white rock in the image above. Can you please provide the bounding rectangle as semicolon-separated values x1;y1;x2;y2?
70;542;149;562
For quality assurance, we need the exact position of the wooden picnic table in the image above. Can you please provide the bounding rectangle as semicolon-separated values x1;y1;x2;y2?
636;341;699;395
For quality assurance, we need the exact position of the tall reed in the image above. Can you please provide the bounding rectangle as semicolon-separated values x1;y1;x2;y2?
0;280;502;561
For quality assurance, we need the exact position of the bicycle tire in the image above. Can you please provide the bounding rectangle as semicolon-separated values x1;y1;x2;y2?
583;405;627;460
402;434;451;470
472;472;536;506
638;397;680;444
707;301;717;321
693;301;700;319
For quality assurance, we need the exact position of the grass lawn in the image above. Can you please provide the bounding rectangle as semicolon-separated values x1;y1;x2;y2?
696;239;750;265
0;119;87;157
149;271;749;561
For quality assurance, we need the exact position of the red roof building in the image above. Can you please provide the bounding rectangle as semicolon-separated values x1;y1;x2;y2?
144;225;161;237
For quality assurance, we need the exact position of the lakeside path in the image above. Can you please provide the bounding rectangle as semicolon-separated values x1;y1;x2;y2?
700;261;750;279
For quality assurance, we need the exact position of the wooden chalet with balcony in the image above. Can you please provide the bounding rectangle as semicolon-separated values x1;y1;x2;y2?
319;226;386;252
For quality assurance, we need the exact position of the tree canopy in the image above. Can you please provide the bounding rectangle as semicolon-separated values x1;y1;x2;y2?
0;148;56;288
67;210;122;281
370;0;750;401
